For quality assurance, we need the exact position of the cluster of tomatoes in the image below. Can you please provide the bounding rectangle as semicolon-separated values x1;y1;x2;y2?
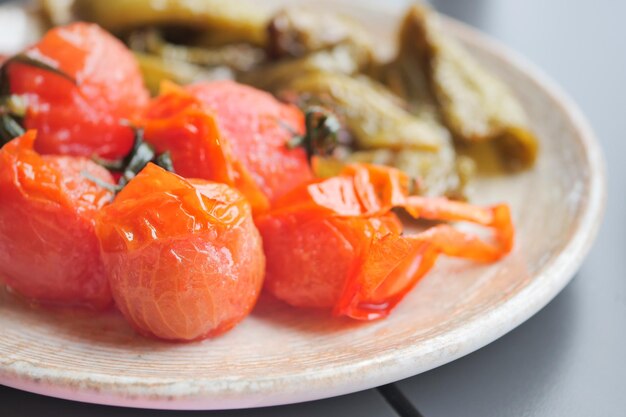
0;23;514;342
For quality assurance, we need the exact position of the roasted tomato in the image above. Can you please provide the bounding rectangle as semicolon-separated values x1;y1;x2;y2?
96;163;266;341
256;164;513;320
186;80;313;202
5;22;149;158
142;82;270;213
0;130;114;309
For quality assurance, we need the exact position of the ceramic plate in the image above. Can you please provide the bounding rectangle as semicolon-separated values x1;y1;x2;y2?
0;0;605;410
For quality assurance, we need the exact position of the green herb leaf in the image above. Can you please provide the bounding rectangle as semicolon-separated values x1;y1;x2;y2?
286;105;341;161
91;155;126;171
0;52;77;145
85;127;176;194
0;114;25;146
118;130;156;187
80;170;121;194
0;52;76;96
155;151;175;172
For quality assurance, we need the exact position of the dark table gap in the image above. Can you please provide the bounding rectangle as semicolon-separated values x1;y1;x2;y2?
377;384;425;417
0;384;399;417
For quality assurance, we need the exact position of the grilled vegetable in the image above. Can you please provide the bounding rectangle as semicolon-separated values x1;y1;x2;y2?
122;80;319;212
257;163;513;320
96;163;265;341
240;44;369;91
394;5;538;169
267;7;373;60
178;80;312;203
0;131;114;309
134;52;234;95
286;72;446;151
40;0;74;26
140;82;270;213
314;146;474;198
73;0;270;46
3;22;149;159
129;29;265;72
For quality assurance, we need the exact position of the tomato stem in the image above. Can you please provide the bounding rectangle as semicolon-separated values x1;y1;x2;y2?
0;52;77;146
0;52;76;96
80;170;120;194
86;127;175;194
286;105;340;160
0;114;25;146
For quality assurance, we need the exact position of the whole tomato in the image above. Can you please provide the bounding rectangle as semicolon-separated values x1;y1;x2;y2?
0;131;114;309
186;81;313;202
141;83;270;214
96;163;266;341
5;23;149;158
257;164;513;320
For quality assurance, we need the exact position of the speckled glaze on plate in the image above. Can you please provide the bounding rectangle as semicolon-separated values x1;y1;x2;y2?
0;0;605;410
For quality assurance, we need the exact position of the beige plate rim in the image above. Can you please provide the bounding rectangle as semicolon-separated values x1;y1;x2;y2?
0;1;606;410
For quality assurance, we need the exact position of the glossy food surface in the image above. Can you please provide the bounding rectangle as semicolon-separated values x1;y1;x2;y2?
0;131;114;309
96;164;265;341
142;82;269;213
188;80;313;202
0;0;604;409
258;164;513;319
8;22;149;158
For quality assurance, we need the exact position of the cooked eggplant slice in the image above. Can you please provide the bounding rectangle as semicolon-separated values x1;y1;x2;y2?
388;149;473;198
266;8;373;60
240;44;369;92
314;144;472;198
129;29;265;72
395;5;538;169
41;0;538;195
290;69;470;197
371;56;439;121
285;72;446;151
135;52;234;95
72;0;270;46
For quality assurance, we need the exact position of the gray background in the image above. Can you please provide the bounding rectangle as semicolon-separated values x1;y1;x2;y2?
1;0;624;415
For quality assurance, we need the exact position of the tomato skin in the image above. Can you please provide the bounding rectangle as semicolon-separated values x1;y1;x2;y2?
258;213;353;309
8;23;149;159
257;163;514;320
186;81;313;202
0;131;114;309
256;166;411;317
141;83;270;214
256;210;410;318
96;164;265;341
